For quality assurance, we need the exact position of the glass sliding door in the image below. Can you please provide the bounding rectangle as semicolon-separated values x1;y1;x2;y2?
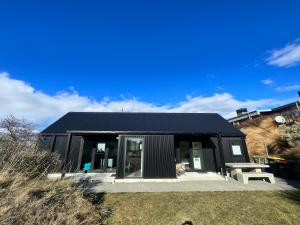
125;137;144;177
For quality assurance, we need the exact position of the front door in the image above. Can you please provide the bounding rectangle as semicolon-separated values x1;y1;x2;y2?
124;137;144;177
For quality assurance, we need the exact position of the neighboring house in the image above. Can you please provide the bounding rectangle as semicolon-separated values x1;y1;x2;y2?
228;100;300;156
228;101;300;126
40;112;249;179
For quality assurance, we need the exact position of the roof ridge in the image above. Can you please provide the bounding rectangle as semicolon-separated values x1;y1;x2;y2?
67;112;219;114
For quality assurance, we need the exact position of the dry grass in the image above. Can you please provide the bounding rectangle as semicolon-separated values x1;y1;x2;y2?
239;117;300;159
102;191;300;225
239;117;282;156
0;116;110;225
0;173;110;225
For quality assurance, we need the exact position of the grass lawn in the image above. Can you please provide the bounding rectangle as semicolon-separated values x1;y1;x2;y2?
102;191;300;225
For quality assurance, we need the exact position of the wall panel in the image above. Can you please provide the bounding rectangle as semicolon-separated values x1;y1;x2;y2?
222;137;249;163
66;135;82;172
117;135;176;179
143;135;176;178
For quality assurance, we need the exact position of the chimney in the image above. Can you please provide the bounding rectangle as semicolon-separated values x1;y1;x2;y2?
236;108;248;116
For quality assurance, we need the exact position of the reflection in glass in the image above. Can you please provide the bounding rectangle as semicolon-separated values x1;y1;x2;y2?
125;138;143;177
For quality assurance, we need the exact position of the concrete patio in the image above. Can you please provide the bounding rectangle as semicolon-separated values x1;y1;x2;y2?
48;172;300;193
87;177;300;193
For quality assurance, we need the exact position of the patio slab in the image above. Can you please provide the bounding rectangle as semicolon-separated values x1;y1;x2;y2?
88;177;300;193
48;172;300;193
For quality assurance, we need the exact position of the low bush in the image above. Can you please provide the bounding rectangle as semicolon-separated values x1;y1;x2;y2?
0;115;110;224
0;173;110;225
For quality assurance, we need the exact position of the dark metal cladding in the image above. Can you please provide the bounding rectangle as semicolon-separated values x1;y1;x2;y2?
67;135;82;172
38;135;53;152
116;136;125;178
116;135;176;179
222;137;249;163
38;112;250;177
143;135;176;178
52;135;68;162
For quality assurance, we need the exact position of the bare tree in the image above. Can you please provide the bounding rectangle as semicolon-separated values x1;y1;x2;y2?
0;115;60;178
0;114;35;143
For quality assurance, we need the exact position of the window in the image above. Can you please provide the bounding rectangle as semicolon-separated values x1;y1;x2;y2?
192;142;204;170
231;140;242;156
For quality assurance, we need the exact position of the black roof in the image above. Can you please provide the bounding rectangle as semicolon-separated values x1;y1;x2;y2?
41;112;244;136
271;101;299;112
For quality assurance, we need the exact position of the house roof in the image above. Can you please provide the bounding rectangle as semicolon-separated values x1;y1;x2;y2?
41;112;244;136
271;101;299;112
227;109;271;123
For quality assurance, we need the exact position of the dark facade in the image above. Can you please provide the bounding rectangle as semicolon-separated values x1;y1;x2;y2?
40;112;249;179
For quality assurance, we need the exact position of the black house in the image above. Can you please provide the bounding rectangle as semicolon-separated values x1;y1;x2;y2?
40;112;249;179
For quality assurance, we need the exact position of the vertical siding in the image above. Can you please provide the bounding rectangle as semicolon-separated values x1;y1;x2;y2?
210;137;222;168
117;135;176;179
222;137;248;163
66;135;82;172
53;136;68;162
38;136;53;152
116;136;125;178
202;147;216;172
143;135;176;178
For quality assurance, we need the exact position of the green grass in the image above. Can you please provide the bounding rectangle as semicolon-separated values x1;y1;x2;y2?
102;191;300;225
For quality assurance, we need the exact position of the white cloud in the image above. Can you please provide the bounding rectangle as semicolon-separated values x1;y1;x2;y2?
266;39;300;67
275;84;300;92
0;72;292;130
261;79;274;85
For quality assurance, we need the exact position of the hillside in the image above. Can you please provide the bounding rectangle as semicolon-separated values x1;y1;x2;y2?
237;116;300;159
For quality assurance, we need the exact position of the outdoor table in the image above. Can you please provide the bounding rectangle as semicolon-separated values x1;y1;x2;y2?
225;163;269;177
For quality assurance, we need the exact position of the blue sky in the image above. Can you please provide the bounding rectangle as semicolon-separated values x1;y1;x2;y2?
0;0;300;128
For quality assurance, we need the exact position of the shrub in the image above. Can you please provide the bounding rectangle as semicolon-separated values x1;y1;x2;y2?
0;115;111;224
0;115;61;178
0;174;110;225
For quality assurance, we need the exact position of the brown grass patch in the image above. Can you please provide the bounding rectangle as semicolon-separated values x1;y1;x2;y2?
0;173;110;225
